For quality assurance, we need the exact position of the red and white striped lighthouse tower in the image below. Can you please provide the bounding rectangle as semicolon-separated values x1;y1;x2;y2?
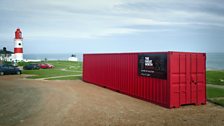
14;28;23;61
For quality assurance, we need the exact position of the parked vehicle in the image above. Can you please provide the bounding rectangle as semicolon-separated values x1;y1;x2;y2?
0;64;22;75
38;63;54;69
23;64;40;70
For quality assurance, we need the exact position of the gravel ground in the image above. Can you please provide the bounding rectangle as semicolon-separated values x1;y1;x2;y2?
0;75;224;126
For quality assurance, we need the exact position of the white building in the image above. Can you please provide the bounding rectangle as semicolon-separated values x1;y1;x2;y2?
68;54;78;61
0;47;14;62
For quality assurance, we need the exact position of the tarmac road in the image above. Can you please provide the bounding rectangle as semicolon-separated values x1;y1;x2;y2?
0;75;224;126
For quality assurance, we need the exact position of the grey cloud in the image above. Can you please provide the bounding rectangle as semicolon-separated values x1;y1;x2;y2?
118;0;224;16
0;0;224;45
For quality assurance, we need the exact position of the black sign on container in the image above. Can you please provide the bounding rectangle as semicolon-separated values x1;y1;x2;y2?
138;54;167;79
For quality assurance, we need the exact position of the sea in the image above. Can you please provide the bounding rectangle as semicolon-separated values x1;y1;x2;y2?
24;53;83;61
24;53;224;70
206;53;224;70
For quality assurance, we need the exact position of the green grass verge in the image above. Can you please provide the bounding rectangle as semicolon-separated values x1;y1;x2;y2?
207;86;224;98
207;71;224;85
206;70;224;106
22;61;82;79
209;99;224;106
207;86;224;107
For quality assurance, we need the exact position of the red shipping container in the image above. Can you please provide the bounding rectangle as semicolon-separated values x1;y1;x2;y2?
83;51;206;108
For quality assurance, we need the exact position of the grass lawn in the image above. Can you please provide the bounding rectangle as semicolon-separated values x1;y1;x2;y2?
207;86;224;98
206;70;224;106
206;70;224;107
22;61;82;80
207;85;224;107
47;61;82;71
206;71;224;85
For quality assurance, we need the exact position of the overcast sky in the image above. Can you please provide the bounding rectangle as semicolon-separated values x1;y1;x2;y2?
0;0;223;54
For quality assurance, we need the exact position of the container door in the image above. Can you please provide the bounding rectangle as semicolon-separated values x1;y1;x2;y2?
190;54;206;105
169;52;206;108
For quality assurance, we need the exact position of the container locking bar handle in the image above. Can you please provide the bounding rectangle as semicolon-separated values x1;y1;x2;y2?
192;80;197;84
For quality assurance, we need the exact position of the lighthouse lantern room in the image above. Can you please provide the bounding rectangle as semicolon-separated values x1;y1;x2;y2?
14;28;23;61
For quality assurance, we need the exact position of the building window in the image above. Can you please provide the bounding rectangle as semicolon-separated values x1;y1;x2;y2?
18;43;21;46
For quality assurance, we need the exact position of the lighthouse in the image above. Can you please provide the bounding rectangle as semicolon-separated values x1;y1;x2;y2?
14;28;23;61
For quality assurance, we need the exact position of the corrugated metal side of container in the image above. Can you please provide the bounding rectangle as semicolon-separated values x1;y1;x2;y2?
83;53;170;108
168;52;206;108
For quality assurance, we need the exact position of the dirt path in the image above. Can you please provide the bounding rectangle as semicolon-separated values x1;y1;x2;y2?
60;68;82;73
35;74;82;80
207;84;224;89
0;75;224;126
